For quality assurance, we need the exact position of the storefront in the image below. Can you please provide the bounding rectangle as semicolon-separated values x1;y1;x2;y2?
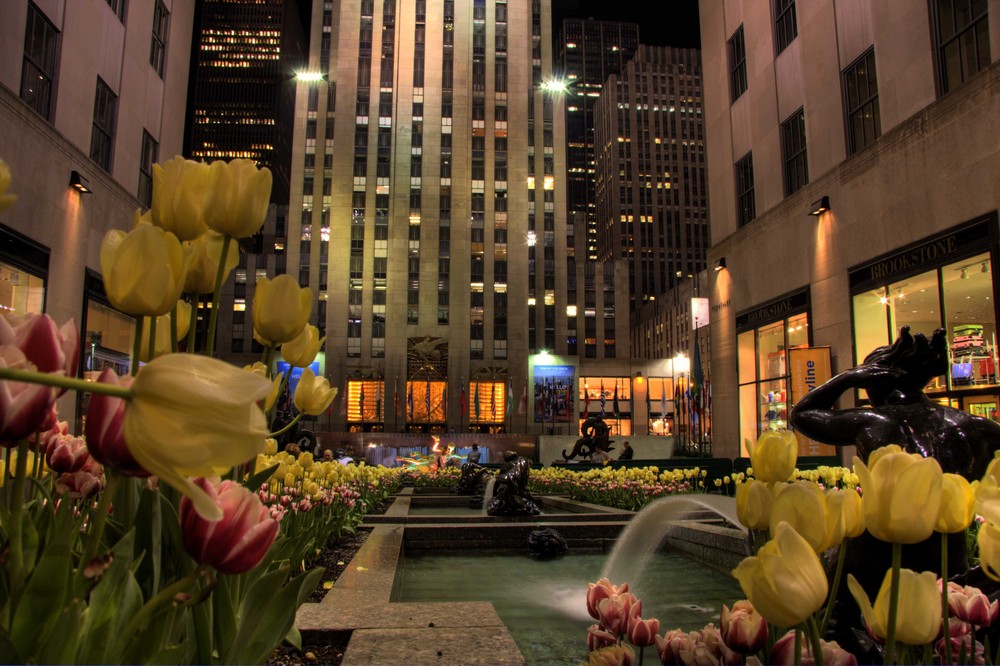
849;213;1000;416
736;288;812;450
0;224;48;316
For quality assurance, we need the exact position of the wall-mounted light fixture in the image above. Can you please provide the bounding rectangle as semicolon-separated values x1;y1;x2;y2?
634;371;644;384
69;171;92;194
713;257;727;271
808;195;830;216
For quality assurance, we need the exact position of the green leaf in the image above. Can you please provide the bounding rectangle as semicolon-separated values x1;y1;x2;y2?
9;501;75;660
0;630;23;663
285;624;303;651
78;529;140;664
213;570;238;657
36;598;83;664
133;486;163;597
225;566;325;664
243;463;279;491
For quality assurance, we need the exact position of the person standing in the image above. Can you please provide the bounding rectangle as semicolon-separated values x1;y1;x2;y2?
467;443;482;463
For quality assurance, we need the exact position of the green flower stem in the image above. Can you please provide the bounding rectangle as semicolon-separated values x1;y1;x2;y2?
806;615;825;666
170;302;178;353
187;297;198;352
638;645;644;666
819;540;848;636
942;531;952;666
269;412;302;438
0;366;133;399
885;541;903;665
206;234;233;358
147;315;157;363
120;566;206;646
77;472;120;584
8;438;30;592
794;627;802;666
131;316;144;376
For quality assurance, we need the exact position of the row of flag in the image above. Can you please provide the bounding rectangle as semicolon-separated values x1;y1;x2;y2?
339;377;531;422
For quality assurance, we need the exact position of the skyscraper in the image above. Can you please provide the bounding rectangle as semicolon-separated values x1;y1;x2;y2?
557;18;638;359
593;46;707;314
287;0;567;432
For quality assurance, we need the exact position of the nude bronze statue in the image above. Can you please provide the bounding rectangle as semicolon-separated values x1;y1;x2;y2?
790;326;1000;481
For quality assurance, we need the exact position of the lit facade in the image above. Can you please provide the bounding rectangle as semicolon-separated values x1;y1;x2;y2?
286;0;571;433
0;0;195;424
700;0;1000;458
593;45;707;314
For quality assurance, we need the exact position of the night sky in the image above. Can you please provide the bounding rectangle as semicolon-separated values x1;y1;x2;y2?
554;0;701;48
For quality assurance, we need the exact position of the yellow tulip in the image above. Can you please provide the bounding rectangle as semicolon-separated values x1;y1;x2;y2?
975;456;1000;525
123;353;272;520
854;447;943;543
183;231;239;294
847;568;941;645
100;223;187;316
204;158;272;239
979;521;1000;581
0;157;16;212
936;473;977;533
770;481;828;551
253;275;312;344
298;451;314;468
293;367;337;415
151;156;210;241
732;522;828;628
827;486;865;539
264;438;278;455
281;324;324;368
138;301;191;361
748;430;797;483
735;478;773;530
283;472;296;487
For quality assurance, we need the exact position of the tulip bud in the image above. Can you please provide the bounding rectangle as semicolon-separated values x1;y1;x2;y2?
848;567;941;645
936;473;977;533
770;630;858;665
45;433;90;474
945;581;1000;627
626;614;659;648
281;324;324;368
253;275;312;345
203;159;272;239
1;349;58;443
85;368;150;477
151;157;211;241
747;430;797;483
586;624;616;652
720;600;767;654
293;367;337;415
735;478;772;530
100;223;187;317
854;447;943;544
179;477;280;575
183;231;239;294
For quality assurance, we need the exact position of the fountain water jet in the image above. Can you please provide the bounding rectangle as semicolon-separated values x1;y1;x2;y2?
480;477;497;515
601;494;746;586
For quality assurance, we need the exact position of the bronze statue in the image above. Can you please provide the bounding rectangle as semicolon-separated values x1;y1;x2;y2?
452;462;493;495
487;451;540;516
790;326;1000;481
562;416;614;461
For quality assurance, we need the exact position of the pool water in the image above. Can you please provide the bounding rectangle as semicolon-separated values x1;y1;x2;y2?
393;550;741;666
408;504;576;516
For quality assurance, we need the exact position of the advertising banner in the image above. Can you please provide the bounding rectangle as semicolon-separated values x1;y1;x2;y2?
788;347;835;456
534;365;575;423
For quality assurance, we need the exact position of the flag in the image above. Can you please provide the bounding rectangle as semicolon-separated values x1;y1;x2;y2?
537;380;546;420
599;380;606;417
459;378;467;416
518;378;528;415
394;377;400;419
565;382;571;420
507;380;514;417
340;380;349;416
491;383;497;420
474;382;481;421
660;379;668;418
425;378;431;417
692;336;705;415
375;382;382;421
358;383;365;421
583;383;590;417
612;382;620;418
407;382;414;420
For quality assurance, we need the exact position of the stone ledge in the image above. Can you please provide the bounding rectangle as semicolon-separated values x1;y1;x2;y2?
342;626;525;666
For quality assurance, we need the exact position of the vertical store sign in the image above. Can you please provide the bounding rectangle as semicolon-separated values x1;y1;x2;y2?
788;347;835;456
691;297;710;329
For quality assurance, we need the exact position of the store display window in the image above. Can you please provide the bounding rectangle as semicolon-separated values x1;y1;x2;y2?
0;225;48;315
736;289;811;453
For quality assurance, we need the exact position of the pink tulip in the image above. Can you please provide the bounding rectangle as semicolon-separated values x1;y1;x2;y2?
84;369;149;477
10;314;78;380
0;349;56;442
628;615;661;648
599;592;642;637
45;433;91;473
587;624;617;651
944;581;1000;627
180;478;280;575
34;419;69;455
720;600;768;654
587;578;630;619
770;630;857;666
55;457;105;499
655;628;695;665
936;634;986;665
700;624;743;665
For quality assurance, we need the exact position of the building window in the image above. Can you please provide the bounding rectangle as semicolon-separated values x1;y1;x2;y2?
90;79;117;172
774;0;797;54
21;3;59;121
727;25;747;102
105;0;127;22
780;108;807;196
735;152;755;227
934;0;991;95
843;48;881;156
138;130;158;208
150;0;169;78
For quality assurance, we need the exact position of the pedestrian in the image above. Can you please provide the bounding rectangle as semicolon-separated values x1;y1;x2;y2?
618;441;634;461
467;443;482;464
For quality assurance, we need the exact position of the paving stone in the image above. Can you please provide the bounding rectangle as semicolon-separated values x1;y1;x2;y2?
342;626;525;666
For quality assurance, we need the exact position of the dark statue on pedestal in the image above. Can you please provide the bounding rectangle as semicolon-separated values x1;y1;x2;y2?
487;451;540;516
452;462;492;496
790;326;1000;480
562;416;614;461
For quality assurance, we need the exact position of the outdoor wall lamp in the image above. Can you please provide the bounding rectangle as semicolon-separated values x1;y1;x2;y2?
69;171;92;194
713;257;726;271
634;371;644;383
808;195;830;216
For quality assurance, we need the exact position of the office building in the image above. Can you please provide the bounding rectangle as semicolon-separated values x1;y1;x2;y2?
700;0;1000;458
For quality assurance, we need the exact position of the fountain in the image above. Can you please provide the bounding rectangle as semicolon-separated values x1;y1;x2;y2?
480;476;497;516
